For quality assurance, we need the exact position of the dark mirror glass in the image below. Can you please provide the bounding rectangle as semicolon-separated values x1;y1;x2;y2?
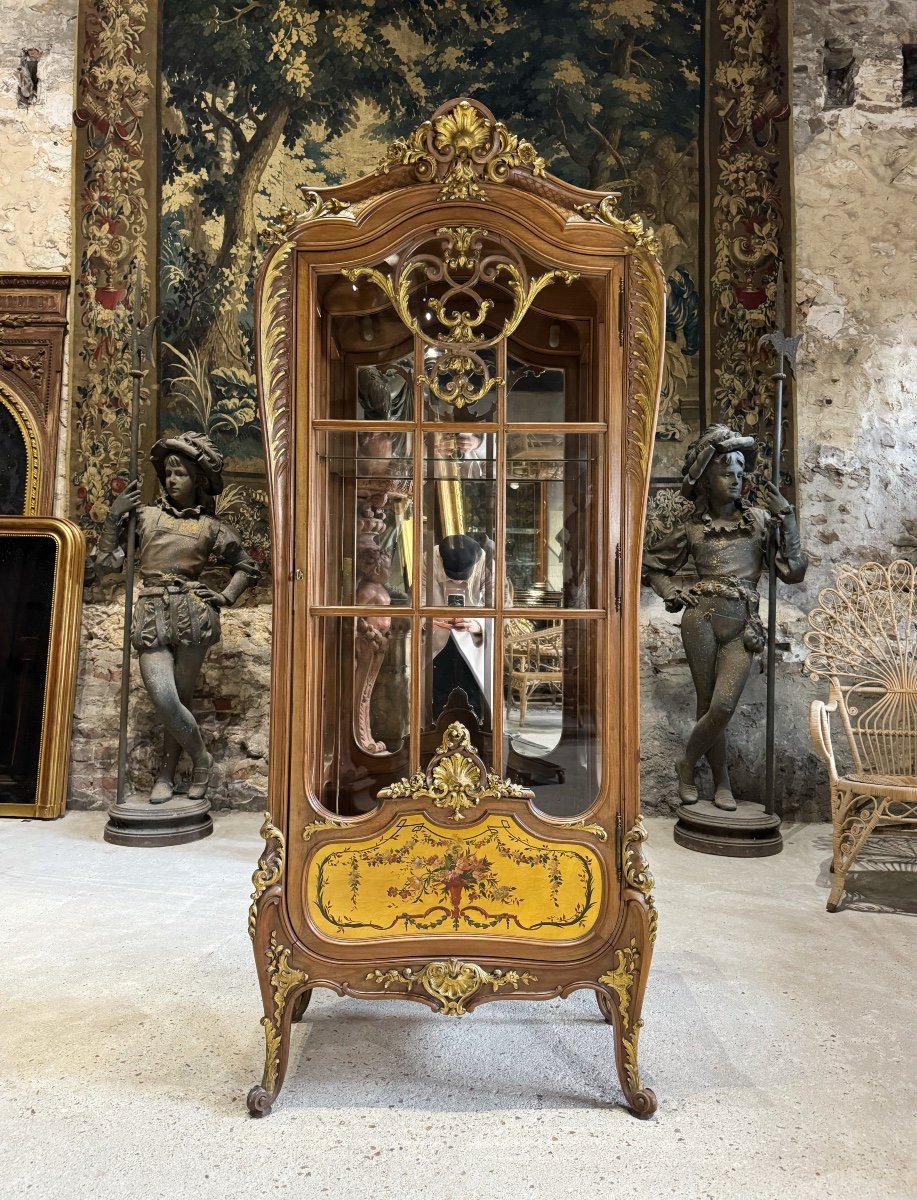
0;535;57;804
0;402;27;515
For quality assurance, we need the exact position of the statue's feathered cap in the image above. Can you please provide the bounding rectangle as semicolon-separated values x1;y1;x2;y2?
681;423;757;500
150;431;225;496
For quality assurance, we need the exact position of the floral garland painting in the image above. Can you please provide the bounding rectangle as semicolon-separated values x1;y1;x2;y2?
307;817;601;941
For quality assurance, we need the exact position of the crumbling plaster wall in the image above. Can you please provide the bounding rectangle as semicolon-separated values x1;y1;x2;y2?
793;1;917;599
0;0;79;512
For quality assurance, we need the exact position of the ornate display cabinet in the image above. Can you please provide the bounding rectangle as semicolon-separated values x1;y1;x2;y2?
248;100;664;1118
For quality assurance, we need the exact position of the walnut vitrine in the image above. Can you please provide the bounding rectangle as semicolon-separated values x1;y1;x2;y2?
249;99;664;1117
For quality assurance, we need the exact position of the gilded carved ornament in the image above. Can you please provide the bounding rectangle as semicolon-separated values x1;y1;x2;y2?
570;819;608;841
344;226;577;409
367;958;537;1015
625;251;664;484
248;812;285;938
377;721;533;821
622;815;658;944
575;195;660;259
598;938;645;1096
303;816;348;842
262;193;352;248
258;240;295;484
378;98;545;202
260;932;309;1094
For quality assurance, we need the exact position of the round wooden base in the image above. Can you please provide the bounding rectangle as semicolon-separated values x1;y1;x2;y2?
103;793;213;847
673;799;783;857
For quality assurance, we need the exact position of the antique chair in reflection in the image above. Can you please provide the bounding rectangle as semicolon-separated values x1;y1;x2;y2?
505;618;564;725
804;560;917;911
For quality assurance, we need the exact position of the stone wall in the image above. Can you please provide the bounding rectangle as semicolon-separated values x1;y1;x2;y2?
793;0;917;603
0;0;78;512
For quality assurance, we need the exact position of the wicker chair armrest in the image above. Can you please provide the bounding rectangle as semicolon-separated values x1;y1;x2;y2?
809;698;839;786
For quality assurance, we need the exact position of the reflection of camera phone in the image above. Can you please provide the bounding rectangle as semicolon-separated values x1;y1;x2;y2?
447;594;465;608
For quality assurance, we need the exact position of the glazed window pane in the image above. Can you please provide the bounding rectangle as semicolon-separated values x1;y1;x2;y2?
315;617;411;816
506;433;603;609
315;430;413;607
504;618;603;817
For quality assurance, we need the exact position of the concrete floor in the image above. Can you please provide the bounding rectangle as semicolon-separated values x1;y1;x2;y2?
1;813;915;1200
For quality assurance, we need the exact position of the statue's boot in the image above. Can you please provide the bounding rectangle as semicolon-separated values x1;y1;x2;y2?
713;786;737;811
188;752;213;800
150;777;174;804
676;760;698;805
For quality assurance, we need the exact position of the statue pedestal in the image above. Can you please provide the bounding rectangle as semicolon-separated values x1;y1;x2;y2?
103;793;213;847
673;799;782;857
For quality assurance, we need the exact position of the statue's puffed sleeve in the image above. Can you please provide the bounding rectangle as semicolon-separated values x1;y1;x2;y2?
212;520;260;605
95;506;145;576
774;509;807;584
642;524;691;604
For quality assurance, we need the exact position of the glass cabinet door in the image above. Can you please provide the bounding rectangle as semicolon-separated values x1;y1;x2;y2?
310;227;613;818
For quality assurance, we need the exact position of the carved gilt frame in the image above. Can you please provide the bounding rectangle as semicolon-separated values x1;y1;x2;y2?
0;517;85;819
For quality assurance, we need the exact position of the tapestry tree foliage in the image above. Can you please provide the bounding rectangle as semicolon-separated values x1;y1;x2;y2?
161;0;700;417
410;0;701;202
161;0;499;370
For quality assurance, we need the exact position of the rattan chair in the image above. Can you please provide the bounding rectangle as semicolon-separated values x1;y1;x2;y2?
505;619;563;724
804;560;917;911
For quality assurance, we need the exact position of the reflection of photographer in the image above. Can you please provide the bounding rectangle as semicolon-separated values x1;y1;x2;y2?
429;535;491;723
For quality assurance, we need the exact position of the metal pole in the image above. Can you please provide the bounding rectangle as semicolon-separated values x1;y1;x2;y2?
764;365;784;816
760;261;801;817
115;267;148;806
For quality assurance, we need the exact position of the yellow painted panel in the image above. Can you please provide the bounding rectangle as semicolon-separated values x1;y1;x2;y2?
305;815;602;941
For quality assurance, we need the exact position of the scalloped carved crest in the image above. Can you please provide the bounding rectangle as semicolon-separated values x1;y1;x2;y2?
378;98;545;201
377;721;534;820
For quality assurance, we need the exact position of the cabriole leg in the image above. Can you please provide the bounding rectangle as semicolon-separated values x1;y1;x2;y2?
247;932;310;1117
597;937;657;1119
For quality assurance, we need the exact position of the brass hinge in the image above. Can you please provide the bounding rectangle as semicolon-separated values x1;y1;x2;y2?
618;277;625;346
615;813;622;875
614;543;622;611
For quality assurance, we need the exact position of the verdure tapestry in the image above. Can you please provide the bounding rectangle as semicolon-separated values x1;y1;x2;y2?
72;0;793;563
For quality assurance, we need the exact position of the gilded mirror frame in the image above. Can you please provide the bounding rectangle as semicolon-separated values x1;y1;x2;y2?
0;517;85;819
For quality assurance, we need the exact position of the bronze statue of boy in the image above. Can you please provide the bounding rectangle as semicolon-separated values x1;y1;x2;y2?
643;424;807;811
97;431;258;803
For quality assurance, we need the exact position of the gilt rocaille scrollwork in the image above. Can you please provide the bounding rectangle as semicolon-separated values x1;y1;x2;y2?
378;98;545;202
570;819;609;841
258;241;295;483
598;939;644;1095
622;815;658;945
344;226;576;408
248;812;285;939
260;932;309;1094
302;816;349;842
378;721;533;820
575;195;660;259
625;251;664;484
367;958;537;1015
262;194;351;247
